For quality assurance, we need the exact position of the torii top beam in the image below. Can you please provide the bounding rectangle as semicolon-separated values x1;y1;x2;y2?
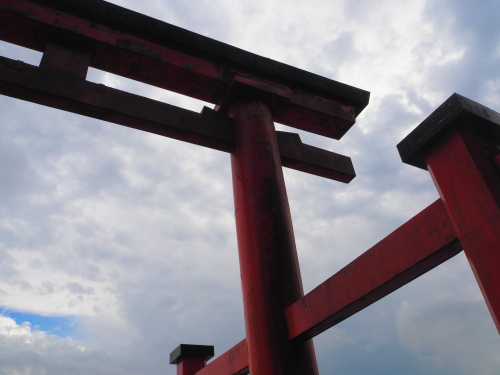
0;0;369;139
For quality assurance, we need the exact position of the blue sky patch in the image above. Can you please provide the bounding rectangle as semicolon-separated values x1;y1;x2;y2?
2;309;79;339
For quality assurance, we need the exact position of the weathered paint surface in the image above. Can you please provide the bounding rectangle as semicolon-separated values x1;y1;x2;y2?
0;55;354;182
169;344;214;375
0;0;367;138
285;199;461;341
1;2;498;375
176;358;207;375
196;340;249;375
229;99;318;375
426;129;500;333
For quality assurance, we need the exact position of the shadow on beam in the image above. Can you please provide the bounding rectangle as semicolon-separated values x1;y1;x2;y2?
0;56;355;183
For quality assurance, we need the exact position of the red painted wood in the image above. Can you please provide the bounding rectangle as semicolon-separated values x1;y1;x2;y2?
494;153;500;174
39;38;90;79
195;340;248;375
0;55;355;182
177;358;207;375
0;0;221;101
0;0;361;139
216;75;356;139
285;199;461;341
276;131;355;183
0;55;234;152
426;129;500;333
229;99;318;375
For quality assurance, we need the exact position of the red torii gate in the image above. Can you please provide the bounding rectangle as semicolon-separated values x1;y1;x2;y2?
0;1;498;374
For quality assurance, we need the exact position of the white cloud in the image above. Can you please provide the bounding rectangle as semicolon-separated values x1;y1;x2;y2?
0;0;499;374
396;255;500;375
0;316;95;375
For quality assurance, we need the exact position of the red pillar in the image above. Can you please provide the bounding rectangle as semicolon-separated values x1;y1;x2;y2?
425;128;500;332
398;94;500;333
228;98;318;375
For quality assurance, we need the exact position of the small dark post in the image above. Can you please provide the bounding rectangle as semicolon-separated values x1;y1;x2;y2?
398;93;500;333
170;344;214;375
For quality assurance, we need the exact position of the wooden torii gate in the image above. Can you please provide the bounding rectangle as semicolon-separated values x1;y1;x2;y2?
0;1;498;374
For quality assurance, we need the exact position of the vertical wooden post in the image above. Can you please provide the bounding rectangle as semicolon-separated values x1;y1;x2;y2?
40;37;91;79
228;97;318;375
170;344;214;375
398;94;500;334
425;128;500;332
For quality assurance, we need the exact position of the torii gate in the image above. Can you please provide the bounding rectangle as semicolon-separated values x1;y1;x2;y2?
0;1;498;375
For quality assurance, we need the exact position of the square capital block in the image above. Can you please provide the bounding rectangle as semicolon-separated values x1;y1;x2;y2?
398;93;500;169
216;75;359;140
170;344;214;365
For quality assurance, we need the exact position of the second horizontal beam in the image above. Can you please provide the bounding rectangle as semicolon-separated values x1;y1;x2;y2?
0;55;355;183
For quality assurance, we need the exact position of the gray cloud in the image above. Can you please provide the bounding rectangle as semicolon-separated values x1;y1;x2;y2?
0;0;499;374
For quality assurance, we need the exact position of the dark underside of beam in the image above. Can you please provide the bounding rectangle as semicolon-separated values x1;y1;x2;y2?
0;0;369;114
0;56;355;183
196;339;249;375
0;0;369;139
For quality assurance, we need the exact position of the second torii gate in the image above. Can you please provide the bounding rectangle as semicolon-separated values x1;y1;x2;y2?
0;1;498;374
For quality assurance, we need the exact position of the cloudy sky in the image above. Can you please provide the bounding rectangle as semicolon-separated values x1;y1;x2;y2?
0;0;499;374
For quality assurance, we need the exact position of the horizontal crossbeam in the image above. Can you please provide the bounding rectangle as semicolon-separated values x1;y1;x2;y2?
285;199;462;341
0;0;369;139
0;56;355;182
196;339;249;375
